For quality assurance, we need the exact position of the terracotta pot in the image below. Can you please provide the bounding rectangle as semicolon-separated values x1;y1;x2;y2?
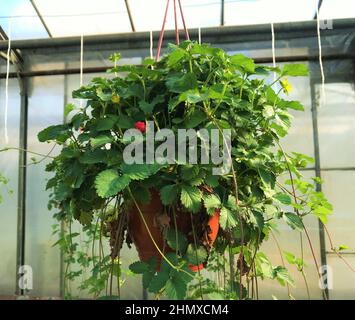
128;190;220;272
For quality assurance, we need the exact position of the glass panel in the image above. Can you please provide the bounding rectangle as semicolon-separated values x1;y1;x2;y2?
327;255;355;300
129;0;220;32
26;75;64;297
225;0;318;26
0;77;20;295
259;171;323;300
33;0;131;37
0;0;49;40
321;171;355;252
320;0;355;20
317;83;355;168
279;68;315;159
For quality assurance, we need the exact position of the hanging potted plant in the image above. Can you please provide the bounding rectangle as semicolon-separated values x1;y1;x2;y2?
39;40;335;300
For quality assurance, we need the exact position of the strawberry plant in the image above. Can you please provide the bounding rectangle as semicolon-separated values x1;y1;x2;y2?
39;41;334;300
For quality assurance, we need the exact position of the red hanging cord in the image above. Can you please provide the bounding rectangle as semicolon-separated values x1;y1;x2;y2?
173;0;180;45
156;0;170;62
178;0;190;40
155;0;190;61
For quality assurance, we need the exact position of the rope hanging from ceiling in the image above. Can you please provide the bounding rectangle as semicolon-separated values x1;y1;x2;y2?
79;32;84;108
155;0;190;61
315;4;326;107
4;19;11;146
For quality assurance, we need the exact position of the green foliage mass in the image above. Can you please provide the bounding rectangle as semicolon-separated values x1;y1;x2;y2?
39;41;332;300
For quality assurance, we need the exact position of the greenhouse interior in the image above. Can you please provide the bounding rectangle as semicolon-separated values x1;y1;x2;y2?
0;0;354;301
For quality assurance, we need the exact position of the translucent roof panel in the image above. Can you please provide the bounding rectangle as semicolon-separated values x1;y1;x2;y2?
225;0;319;26
33;0;132;37
1;0;355;40
319;0;355;20
129;0;221;32
0;0;49;39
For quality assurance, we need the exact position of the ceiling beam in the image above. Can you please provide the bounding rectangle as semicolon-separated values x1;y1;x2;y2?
0;25;24;66
221;0;225;26
124;0;136;32
29;0;53;37
314;0;324;19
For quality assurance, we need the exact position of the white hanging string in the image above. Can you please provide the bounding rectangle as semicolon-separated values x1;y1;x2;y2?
271;22;277;83
79;32;84;108
198;26;201;45
4;20;12;145
316;5;326;107
150;30;154;59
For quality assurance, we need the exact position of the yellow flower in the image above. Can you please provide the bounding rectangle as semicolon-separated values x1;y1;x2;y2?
111;94;120;104
280;78;293;95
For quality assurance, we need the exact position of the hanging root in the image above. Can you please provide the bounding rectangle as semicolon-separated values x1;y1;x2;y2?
108;210;128;260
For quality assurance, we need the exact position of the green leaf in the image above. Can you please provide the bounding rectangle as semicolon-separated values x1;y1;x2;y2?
166;73;197;93
180;165;199;180
121;163;162;180
96;88;112;101
148;270;170;293
279;100;305;111
274;266;295;286
180;185;202;213
205;175;219;188
138;95;164;115
262;105;275;118
131;185;151;204
283;212;304;231
219;206;237;229
95;170;131;198
184;109;207;128
259;168;276;189
160;184;179;205
96;117;116;131
90;135;113;148
230;54;256;73
186;244;208;265
38;124;69;142
165;277;187;300
167;48;187;66
129;261;149;274
166;229;188;253
273;192;292;205
116;115;135;129
143;272;155;289
281;64;309;77
313;205;332;224
64;103;75;119
255;252;274;279
179;89;206;104
208;84;227;99
284;251;296;265
79;149;106;164
203;194;221;215
337;245;349;252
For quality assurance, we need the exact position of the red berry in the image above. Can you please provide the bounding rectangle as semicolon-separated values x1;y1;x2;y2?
188;263;204;272
134;121;146;133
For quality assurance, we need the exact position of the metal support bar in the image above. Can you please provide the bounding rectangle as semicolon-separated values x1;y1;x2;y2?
124;0;136;32
15;76;28;296
310;77;329;300
29;0;53;37
0;25;24;66
0;53;353;79
221;0;225;26
314;0;324;20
